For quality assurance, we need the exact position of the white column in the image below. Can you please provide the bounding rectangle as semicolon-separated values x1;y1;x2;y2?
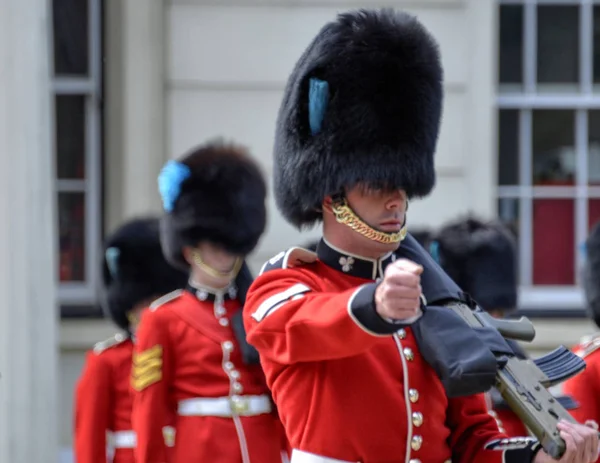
465;0;497;218
0;0;59;462
105;0;166;232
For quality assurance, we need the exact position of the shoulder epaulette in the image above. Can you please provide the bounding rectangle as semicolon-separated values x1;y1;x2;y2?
577;334;600;359
93;332;128;354
149;289;183;312
259;247;318;275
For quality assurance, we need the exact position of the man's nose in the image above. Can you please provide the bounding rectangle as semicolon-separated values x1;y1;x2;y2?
385;190;406;210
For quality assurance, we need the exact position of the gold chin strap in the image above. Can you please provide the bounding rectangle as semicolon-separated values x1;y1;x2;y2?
331;196;407;245
191;250;243;280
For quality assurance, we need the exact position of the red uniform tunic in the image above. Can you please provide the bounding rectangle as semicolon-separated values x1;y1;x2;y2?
562;335;600;462
487;398;530;438
131;288;288;463
74;335;137;463
244;243;541;463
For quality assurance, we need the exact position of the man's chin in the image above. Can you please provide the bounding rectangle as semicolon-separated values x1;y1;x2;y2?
380;241;401;252
216;266;236;275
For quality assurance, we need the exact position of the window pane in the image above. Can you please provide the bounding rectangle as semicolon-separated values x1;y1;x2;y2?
537;6;579;87
589;111;600;185
588;200;600;280
532;110;575;185
56;95;86;179
498;197;520;282
498;197;520;237
59;192;86;281
589;199;600;231
499;5;523;86
52;0;88;75
533;199;575;285
593;6;600;84
498;110;520;185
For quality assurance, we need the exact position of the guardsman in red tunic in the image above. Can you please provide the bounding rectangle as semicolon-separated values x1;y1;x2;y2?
563;219;600;458
429;217;580;438
131;141;289;463
243;9;599;463
74;217;188;463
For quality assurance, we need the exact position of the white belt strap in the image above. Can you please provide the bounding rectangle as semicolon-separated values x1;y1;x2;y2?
107;427;176;449
112;430;136;449
290;449;451;463
178;394;272;417
290;449;357;463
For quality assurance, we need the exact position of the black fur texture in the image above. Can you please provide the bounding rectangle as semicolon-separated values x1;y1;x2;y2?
274;8;443;228
433;217;518;312
584;221;600;328
161;141;267;271
101;217;189;332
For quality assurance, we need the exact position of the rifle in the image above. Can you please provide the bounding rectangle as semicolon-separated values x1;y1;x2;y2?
446;301;586;459
490;388;580;412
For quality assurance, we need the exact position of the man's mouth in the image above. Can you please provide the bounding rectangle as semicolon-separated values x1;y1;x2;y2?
379;220;402;232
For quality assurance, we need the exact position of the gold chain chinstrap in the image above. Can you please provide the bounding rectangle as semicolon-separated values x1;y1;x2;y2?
331;197;407;244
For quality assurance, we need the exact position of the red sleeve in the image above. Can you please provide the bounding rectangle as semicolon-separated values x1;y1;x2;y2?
494;409;530;438
562;362;600;463
74;351;112;463
446;393;541;463
131;309;173;463
243;268;403;364
563;355;600;425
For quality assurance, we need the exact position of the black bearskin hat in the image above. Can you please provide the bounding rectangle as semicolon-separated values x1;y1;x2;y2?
274;8;443;228
101;217;189;332
583;221;600;328
158;140;267;271
432;217;518;312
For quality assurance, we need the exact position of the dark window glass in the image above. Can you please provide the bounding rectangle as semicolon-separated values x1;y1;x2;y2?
56;95;86;179
532;110;575;186
59;192;86;281
537;6;579;84
499;5;524;85
52;0;88;75
498;110;520;185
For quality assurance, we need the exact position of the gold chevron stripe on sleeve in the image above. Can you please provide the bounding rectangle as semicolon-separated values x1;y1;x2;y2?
133;344;162;364
131;370;162;391
131;345;163;391
132;358;162;377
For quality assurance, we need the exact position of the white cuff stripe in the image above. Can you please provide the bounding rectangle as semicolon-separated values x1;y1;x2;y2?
251;283;311;322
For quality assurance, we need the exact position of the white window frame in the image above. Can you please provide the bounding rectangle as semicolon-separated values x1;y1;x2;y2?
497;0;600;311
53;0;102;305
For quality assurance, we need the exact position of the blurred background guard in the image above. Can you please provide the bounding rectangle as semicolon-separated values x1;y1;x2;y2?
429;216;580;437
563;220;600;443
131;141;289;463
73;217;188;463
